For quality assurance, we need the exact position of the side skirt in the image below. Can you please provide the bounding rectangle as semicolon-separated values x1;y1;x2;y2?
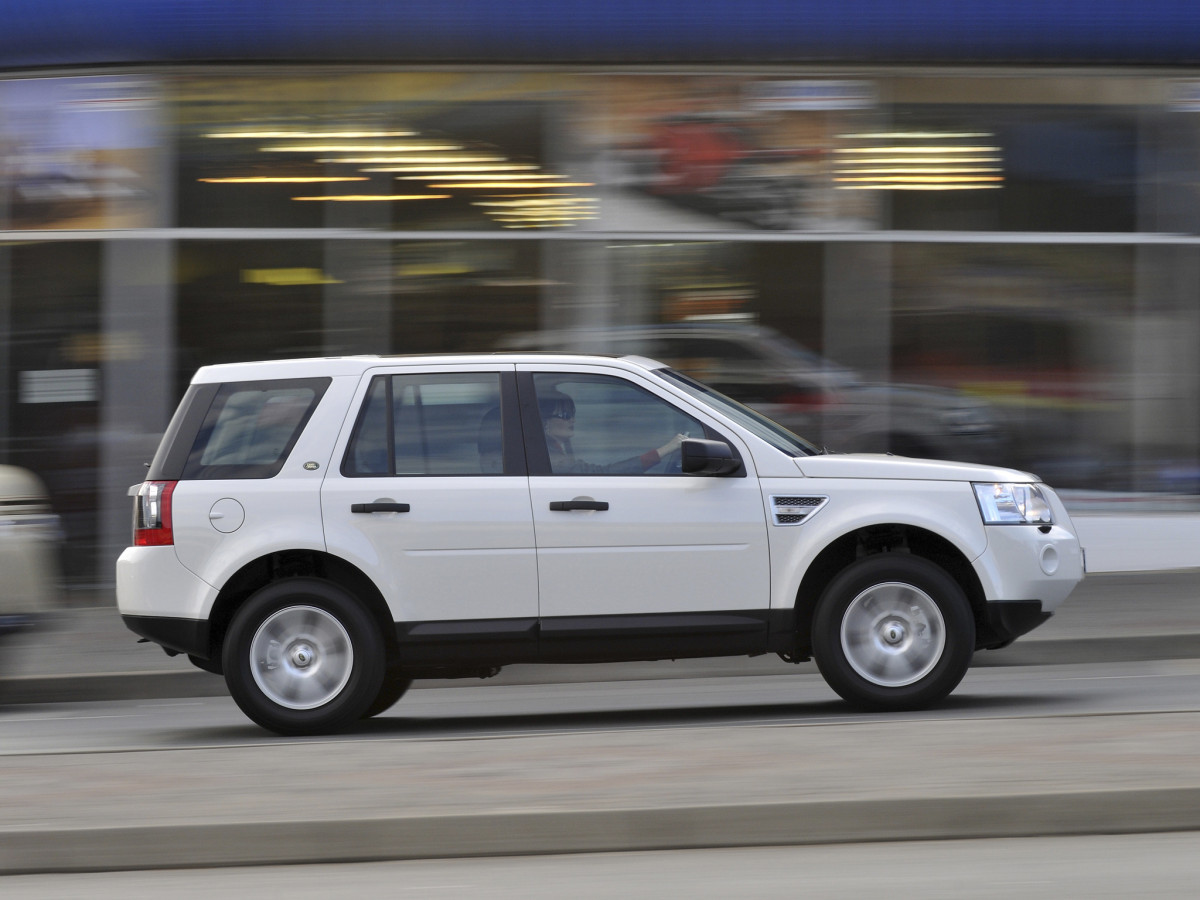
394;610;797;673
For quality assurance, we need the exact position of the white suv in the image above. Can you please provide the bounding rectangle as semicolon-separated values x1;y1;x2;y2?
117;354;1084;735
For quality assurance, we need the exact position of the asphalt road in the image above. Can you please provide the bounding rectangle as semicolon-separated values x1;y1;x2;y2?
3;657;1200;754
2;657;1199;875
1;569;1198;876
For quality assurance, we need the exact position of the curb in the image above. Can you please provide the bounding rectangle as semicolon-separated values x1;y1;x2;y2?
3;787;1200;874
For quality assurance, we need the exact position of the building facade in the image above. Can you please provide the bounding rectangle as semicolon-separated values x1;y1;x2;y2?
3;2;1200;589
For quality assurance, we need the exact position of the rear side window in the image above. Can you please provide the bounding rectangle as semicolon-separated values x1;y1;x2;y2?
182;378;330;479
343;372;504;477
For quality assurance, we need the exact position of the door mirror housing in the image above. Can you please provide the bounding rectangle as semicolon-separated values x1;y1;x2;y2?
680;438;742;476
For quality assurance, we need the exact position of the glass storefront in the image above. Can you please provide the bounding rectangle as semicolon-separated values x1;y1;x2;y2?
3;66;1200;590
173;73;576;232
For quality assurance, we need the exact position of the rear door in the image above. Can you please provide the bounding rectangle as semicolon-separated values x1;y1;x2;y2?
321;364;538;654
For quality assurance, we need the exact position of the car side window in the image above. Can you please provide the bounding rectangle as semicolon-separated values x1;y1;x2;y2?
531;373;710;476
183;378;330;480
343;372;504;476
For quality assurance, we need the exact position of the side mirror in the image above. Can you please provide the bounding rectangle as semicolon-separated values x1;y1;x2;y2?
680;438;742;476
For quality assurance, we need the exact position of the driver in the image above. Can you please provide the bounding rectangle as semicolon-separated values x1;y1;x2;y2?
540;390;685;475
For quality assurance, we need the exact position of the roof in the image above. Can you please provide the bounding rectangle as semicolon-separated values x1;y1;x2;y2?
190;353;661;383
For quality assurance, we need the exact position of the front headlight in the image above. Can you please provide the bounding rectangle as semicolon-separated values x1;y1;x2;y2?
973;482;1054;525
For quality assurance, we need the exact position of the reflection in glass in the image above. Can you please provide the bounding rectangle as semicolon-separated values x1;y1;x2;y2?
0;76;160;230
173;73;591;231
892;243;1138;487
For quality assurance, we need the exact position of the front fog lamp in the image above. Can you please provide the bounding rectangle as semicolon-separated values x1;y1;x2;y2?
973;482;1054;525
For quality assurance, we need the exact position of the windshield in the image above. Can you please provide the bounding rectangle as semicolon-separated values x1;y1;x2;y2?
657;368;820;457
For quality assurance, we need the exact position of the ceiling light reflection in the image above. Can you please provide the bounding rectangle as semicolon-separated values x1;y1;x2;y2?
199;177;370;184
363;165;540;174
291;194;452;201
206;131;415;139
261;144;461;153
317;156;506;165
837;183;1004;191
835;146;1001;155
837;132;993;140
398;173;574;182
473;198;597;207
428;182;594;189
835;175;1004;184
837;156;1001;166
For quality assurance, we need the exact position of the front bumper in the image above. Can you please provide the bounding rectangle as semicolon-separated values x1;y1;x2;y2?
973;521;1085;613
978;599;1053;649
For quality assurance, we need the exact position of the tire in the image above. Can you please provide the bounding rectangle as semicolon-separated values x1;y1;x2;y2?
812;554;975;711
187;653;222;675
222;578;385;736
362;672;413;719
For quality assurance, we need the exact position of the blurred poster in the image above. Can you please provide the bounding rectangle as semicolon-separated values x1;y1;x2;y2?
0;76;161;229
592;76;881;232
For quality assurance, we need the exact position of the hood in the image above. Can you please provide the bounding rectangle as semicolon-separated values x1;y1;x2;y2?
794;453;1038;483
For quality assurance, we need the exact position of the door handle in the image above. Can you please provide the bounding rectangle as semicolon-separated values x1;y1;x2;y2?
548;500;609;511
351;502;411;513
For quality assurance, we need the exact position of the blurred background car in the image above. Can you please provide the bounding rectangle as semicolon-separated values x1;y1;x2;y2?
0;465;62;648
500;323;1009;464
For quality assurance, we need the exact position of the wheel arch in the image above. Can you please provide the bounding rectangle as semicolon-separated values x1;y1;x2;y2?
793;523;987;657
201;550;395;674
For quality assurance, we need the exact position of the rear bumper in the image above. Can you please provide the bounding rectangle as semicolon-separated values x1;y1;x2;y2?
121;614;210;658
116;545;217;619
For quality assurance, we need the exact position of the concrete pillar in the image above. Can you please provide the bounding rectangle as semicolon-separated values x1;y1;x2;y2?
99;240;174;591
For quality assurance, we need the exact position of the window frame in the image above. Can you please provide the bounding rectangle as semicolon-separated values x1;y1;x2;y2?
340;369;525;478
517;369;740;477
180;377;332;480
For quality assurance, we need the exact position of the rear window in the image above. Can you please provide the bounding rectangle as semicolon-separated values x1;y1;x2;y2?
182;378;330;479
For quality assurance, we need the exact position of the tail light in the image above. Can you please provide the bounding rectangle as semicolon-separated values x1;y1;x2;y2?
133;480;177;546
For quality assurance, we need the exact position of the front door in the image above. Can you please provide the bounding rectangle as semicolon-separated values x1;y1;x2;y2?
518;364;771;656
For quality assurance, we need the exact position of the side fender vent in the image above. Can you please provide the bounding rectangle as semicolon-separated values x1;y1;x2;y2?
770;495;828;526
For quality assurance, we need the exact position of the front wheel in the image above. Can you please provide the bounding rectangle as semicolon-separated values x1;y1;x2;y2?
222;578;385;735
812;554;975;711
362;672;414;718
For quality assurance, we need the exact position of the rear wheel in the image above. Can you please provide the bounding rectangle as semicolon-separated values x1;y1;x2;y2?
222;578;384;735
812;554;974;711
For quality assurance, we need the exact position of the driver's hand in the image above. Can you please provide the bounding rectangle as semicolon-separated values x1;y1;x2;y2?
658;433;686;457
